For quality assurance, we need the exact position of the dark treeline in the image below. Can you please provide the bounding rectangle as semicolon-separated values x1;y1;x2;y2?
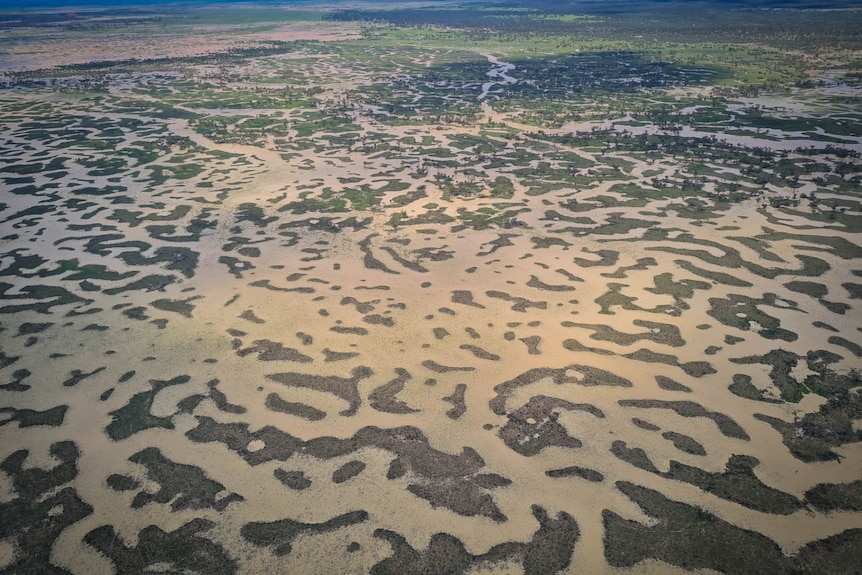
325;1;862;48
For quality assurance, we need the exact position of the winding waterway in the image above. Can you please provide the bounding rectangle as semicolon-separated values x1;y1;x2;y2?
479;54;518;100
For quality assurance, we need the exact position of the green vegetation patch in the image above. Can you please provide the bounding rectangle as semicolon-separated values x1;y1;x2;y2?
605;481;862;575
707;293;798;343
105;375;190;441
754;389;862;462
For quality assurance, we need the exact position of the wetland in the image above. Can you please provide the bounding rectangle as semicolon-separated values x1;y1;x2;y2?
0;0;861;573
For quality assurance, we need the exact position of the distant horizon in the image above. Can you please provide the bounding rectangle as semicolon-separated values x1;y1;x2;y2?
0;0;317;11
3;0;862;11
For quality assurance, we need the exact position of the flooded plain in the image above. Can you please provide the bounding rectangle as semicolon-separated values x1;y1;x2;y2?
1;3;861;574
